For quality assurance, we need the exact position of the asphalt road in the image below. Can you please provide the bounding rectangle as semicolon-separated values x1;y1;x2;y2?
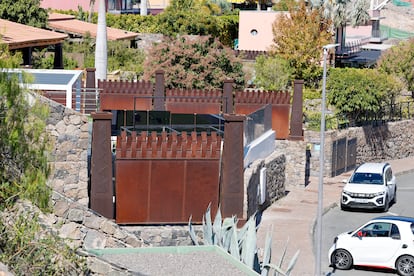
320;172;414;276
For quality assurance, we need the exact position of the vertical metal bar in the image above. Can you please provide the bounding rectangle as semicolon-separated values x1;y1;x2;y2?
316;44;338;276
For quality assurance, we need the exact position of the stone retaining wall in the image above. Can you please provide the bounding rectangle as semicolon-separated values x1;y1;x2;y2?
43;97;90;206
305;120;414;177
243;139;307;217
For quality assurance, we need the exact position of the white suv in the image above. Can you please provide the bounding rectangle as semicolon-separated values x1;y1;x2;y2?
341;162;397;212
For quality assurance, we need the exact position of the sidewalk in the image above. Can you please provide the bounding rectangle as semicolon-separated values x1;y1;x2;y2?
256;156;414;276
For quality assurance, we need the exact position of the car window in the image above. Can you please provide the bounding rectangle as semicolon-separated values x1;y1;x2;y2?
411;223;414;235
356;222;393;237
385;168;393;182
390;224;401;239
349;173;383;185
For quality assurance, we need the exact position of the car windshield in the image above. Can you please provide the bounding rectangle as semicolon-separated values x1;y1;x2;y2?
349;172;383;185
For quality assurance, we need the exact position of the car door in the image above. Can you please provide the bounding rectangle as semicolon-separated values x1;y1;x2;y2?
351;222;402;265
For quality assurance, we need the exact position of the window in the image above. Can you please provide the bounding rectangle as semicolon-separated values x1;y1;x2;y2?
390;224;401;239
357;222;393;237
385;168;393;182
350;173;383;184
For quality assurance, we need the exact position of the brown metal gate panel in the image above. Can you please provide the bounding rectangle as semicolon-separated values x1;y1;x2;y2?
184;160;220;219
165;89;223;114
115;160;151;223
346;138;357;171
332;137;347;177
116;159;219;224
100;94;152;111
148;161;186;223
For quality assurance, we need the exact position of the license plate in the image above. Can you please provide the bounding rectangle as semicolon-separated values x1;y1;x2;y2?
354;198;369;203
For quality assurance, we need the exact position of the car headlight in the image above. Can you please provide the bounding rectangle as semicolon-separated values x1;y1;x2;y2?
343;190;352;196
373;191;385;197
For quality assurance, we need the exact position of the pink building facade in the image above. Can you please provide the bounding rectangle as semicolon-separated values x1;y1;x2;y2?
41;0;98;12
237;10;287;51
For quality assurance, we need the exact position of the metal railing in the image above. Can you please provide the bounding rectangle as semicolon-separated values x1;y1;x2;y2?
41;87;101;115
330;100;414;129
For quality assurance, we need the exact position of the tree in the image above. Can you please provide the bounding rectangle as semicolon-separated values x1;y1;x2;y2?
0;0;48;28
154;0;238;47
377;38;414;98
143;35;246;89
254;54;293;90
326;67;402;123
88;0;96;22
311;0;370;52
271;1;332;87
0;44;51;211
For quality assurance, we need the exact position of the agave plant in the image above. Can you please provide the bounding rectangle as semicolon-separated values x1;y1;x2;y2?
188;203;300;276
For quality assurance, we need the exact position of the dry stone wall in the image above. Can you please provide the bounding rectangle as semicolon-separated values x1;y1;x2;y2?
43;97;90;206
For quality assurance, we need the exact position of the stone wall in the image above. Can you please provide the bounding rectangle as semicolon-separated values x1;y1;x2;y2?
305;120;414;177
243;139;307;218
1;194;145;275
43;97;90;206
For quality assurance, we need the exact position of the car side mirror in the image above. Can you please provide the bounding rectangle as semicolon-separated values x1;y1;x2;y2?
342;179;348;184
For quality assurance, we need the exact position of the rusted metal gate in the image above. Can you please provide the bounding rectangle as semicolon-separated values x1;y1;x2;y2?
115;131;221;224
331;137;357;177
346;138;357;172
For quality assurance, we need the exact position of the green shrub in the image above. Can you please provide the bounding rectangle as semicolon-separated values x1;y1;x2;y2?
0;69;52;212
0;211;88;275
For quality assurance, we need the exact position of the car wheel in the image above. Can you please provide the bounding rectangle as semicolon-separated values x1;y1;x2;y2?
396;255;414;276
331;249;353;270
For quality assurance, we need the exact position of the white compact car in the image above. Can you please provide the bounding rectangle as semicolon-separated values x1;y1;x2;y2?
329;216;414;275
341;162;397;211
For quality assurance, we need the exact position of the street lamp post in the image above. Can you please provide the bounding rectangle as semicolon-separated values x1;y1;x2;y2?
315;43;338;276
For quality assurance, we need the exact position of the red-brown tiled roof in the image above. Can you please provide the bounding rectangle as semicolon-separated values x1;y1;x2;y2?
48;13;138;41
0;19;68;50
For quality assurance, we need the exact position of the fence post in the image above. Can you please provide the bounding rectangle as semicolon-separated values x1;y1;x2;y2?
289;79;304;140
221;114;245;219
223;79;234;114
90;112;114;219
86;68;96;89
53;43;64;69
154;70;165;111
